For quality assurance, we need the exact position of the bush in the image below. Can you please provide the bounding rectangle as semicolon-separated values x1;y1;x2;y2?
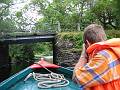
57;32;83;49
57;30;120;49
106;30;120;39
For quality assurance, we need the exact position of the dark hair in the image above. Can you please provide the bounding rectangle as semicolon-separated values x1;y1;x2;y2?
83;24;107;44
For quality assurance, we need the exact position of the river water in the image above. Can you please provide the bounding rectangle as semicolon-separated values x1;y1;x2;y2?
0;56;53;82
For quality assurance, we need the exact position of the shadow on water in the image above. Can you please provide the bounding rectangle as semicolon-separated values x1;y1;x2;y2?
0;64;11;82
10;61;32;75
0;60;33;82
0;56;53;82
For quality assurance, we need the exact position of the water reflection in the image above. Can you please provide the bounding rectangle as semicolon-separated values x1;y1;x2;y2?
0;61;32;82
0;64;11;82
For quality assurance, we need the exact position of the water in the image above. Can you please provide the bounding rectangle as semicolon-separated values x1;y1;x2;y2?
0;56;53;82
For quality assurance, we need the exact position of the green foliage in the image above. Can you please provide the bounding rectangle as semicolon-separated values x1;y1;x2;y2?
33;0;96;31
106;30;120;39
9;42;53;63
33;42;53;56
116;0;120;14
9;44;23;61
0;0;17;33
9;44;34;63
15;12;22;18
31;0;120;31
21;44;34;61
58;30;120;49
58;32;83;49
91;0;120;29
0;0;12;4
0;18;16;33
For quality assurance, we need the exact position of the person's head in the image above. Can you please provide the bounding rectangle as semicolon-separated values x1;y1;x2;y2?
83;24;107;49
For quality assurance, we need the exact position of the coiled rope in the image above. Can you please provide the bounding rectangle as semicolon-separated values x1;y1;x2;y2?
24;62;69;88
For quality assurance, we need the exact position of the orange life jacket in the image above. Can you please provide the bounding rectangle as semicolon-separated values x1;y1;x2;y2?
87;38;120;58
86;38;120;90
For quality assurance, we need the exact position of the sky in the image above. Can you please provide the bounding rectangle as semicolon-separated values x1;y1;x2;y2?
10;0;42;22
9;0;53;31
10;0;53;20
9;0;44;31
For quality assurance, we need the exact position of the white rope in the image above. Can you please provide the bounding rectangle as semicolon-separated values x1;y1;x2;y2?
24;63;69;88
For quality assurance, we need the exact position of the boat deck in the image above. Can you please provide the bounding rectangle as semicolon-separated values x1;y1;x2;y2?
9;77;80;90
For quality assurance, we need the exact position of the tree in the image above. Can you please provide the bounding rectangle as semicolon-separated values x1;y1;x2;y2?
32;0;120;31
32;0;95;31
0;0;17;34
91;0;119;29
114;0;120;29
116;0;120;14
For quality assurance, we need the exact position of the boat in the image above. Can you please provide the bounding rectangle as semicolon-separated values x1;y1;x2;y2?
0;58;82;90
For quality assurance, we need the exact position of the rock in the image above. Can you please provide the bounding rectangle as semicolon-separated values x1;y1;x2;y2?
55;38;81;67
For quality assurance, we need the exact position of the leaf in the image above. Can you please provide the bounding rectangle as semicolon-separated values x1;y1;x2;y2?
15;12;22;18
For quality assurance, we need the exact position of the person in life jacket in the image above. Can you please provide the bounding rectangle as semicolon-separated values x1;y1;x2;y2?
73;24;120;90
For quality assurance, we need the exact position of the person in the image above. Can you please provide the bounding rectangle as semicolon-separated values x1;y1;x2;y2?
73;24;120;90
